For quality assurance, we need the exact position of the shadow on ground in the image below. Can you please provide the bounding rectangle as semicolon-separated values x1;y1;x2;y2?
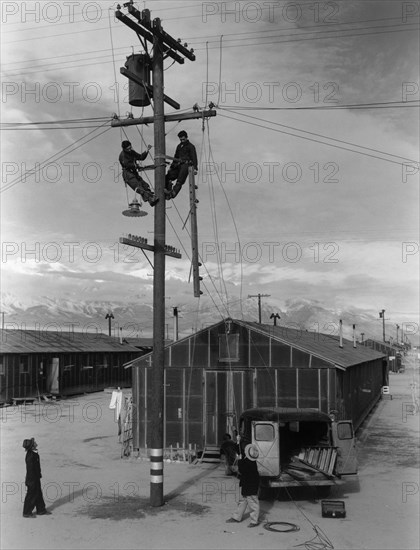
79;495;210;521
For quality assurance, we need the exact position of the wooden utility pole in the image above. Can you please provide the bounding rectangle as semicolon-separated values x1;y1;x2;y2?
379;309;386;342
114;2;216;508
150;28;166;508
248;293;271;324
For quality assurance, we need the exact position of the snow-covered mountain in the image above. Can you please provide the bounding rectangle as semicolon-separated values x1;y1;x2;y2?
1;291;414;345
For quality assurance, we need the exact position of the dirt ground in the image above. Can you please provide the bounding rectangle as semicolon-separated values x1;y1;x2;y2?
1;351;419;550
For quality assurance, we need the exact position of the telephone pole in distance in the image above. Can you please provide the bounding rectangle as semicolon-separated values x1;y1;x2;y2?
248;293;271;324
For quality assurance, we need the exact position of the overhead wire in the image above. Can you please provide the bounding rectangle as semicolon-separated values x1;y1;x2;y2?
218;109;419;166
205;119;245;321
3;7;419;40
0;120;112;194
6;21;417;55
2;15;419;76
203;117;229;306
216;101;420;111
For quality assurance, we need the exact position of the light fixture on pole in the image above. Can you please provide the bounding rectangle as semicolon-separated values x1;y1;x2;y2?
270;313;281;326
105;312;114;337
122;197;148;217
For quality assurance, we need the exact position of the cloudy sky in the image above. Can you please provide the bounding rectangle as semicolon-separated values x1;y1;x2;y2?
1;0;419;335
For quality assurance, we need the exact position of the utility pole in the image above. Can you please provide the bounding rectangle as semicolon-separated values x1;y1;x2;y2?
114;2;216;508
379;309;386;342
248;294;271;324
105;312;114;337
396;324;400;345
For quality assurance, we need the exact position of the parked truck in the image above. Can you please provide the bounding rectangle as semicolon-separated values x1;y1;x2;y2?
238;407;357;498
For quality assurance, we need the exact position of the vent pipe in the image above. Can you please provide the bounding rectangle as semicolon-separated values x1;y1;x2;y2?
173;306;179;342
339;319;343;348
353;324;357;348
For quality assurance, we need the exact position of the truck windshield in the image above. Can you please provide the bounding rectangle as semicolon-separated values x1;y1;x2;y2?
337;422;353;439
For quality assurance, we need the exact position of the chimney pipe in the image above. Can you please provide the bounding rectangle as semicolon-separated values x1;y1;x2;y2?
173;306;179;342
353;324;356;348
119;327;123;345
339;320;343;348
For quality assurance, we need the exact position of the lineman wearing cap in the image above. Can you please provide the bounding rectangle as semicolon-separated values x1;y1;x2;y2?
119;141;158;207
164;130;198;200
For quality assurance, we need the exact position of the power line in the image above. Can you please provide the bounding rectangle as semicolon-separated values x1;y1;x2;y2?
217;101;420;111
3;14;418;65
2;21;418;76
218;109;419;165
0;121;112;195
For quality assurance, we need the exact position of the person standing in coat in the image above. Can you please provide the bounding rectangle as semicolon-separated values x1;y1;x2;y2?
220;433;239;476
119;141;158;207
22;438;51;518
226;443;260;527
164;130;198;199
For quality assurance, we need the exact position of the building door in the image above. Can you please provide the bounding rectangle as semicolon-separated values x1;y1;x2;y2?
204;371;245;446
46;357;59;395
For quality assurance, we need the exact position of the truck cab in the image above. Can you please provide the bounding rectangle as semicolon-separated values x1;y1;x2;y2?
238;407;357;497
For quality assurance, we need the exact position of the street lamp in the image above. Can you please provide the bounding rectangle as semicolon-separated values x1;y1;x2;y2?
270;313;281;326
105;312;115;337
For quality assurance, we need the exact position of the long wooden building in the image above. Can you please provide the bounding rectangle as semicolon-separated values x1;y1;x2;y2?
0;329;142;404
361;338;403;372
127;318;387;454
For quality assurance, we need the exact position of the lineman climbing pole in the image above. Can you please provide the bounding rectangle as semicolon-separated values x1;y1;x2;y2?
113;2;216;507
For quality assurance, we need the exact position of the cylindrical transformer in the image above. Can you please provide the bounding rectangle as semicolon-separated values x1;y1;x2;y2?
125;54;151;107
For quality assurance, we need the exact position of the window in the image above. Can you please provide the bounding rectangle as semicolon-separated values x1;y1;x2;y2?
19;355;29;374
254;423;275;441
219;333;239;362
337;422;353;440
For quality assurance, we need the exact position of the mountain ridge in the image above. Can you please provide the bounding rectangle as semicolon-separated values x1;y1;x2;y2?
2;292;415;345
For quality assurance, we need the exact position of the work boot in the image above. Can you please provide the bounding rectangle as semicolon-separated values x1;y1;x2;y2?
149;196;159;207
172;181;182;198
